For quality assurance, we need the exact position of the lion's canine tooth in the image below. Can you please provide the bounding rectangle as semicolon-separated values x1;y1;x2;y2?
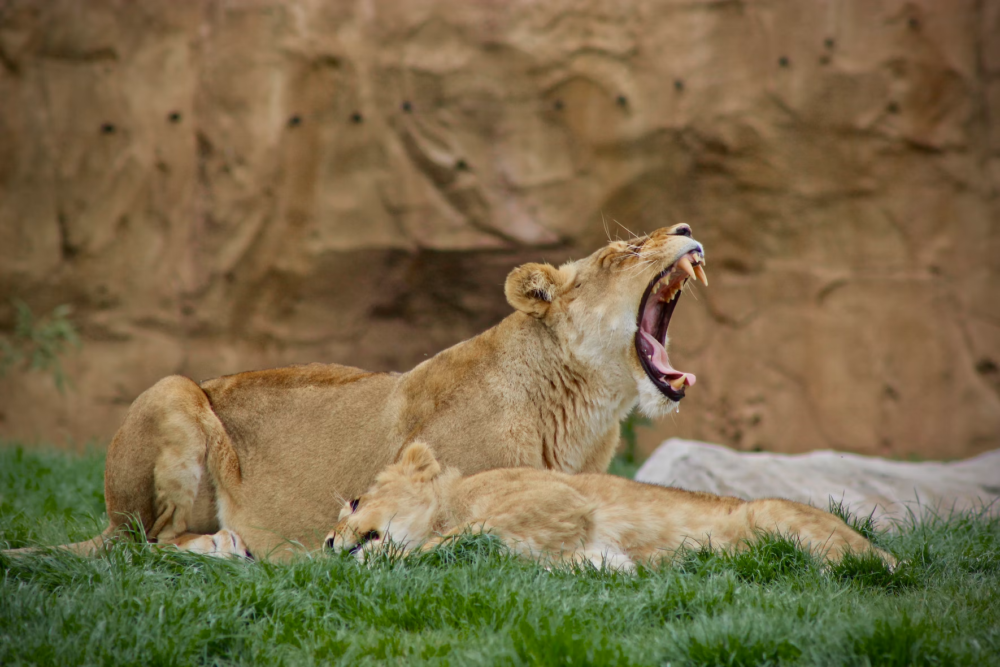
668;376;686;390
694;264;708;286
677;256;697;283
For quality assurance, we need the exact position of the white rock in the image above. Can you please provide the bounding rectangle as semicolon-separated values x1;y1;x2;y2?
635;439;1000;528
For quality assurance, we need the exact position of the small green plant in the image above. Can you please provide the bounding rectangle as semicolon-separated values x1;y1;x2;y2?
618;408;651;464
0;299;80;392
609;408;652;478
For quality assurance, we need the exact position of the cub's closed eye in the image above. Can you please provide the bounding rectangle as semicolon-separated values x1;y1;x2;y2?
348;529;381;555
672;225;692;237
350;498;360;512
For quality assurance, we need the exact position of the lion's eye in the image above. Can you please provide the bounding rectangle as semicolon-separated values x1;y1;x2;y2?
360;530;380;543
627;239;647;254
671;225;692;237
350;498;360;512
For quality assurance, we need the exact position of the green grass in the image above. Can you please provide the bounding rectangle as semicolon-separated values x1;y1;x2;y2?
2;444;998;666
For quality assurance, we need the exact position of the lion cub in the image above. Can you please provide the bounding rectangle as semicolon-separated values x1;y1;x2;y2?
327;442;895;570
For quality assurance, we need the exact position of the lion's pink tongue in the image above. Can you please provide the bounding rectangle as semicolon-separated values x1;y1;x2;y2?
639;331;697;389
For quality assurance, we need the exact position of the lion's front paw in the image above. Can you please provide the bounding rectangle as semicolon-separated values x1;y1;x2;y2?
173;529;252;560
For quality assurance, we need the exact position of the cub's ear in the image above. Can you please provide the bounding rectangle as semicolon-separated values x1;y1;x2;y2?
399;441;442;482
505;262;572;318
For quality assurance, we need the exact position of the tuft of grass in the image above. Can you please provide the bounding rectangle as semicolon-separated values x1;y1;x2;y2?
411;531;511;568
686;626;803;667
510;610;631;666
828;495;880;542
852;611;965;666
723;531;816;584
830;549;918;592
0;444;106;549
1;443;999;666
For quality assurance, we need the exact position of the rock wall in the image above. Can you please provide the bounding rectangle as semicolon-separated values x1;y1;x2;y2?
1;0;998;457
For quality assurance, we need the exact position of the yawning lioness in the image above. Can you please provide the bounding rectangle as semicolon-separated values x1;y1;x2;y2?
20;225;707;560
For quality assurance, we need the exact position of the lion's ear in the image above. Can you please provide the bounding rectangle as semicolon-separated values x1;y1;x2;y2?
399;442;442;482
504;263;572;318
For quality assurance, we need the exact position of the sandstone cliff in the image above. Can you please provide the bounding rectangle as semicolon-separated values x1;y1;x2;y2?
1;0;997;458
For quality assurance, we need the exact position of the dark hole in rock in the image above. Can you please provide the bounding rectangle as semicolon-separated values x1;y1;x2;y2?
288;115;302;127
401;101;412;113
351;112;363;123
976;358;998;375
168;111;182;123
100;123;115;134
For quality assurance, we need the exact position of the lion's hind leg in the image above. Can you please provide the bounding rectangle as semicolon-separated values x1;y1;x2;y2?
104;376;222;542
744;499;895;567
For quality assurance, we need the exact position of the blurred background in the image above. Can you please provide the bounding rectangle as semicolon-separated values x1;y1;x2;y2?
0;0;997;460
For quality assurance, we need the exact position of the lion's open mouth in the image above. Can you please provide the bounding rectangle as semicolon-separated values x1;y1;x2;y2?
635;250;707;401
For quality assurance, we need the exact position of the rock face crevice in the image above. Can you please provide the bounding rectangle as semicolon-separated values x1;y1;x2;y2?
1;0;997;458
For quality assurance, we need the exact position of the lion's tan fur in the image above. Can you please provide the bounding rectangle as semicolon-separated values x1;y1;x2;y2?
330;443;896;569
23;226;705;560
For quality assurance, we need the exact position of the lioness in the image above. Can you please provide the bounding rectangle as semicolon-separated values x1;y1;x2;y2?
21;225;707;560
328;443;896;569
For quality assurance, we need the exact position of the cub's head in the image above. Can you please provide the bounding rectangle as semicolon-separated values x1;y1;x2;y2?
325;442;452;556
504;224;707;418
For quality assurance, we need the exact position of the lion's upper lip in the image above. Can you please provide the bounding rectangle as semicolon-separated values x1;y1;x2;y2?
635;247;706;401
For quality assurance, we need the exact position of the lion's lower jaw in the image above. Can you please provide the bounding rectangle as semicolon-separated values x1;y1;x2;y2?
635;373;680;419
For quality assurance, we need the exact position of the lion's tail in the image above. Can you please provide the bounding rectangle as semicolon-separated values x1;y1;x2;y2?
3;525;117;558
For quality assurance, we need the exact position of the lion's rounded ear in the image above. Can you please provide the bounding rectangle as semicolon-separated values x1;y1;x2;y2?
399;441;442;482
504;263;571;318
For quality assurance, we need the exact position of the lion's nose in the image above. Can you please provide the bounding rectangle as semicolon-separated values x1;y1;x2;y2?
325;537;336;550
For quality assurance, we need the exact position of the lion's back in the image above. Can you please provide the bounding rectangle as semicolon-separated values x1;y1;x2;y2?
200;363;400;480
